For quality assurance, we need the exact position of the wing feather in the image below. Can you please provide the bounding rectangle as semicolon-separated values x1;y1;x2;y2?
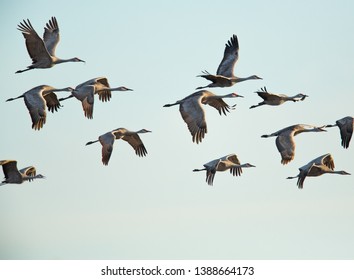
216;34;239;77
43;16;60;56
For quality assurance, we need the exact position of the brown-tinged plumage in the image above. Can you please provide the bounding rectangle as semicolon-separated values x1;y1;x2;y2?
287;154;350;189
193;154;255;186
163;90;243;144
261;124;327;165
16;17;84;73
85;128;151;165
197;34;262;89
0;160;45;185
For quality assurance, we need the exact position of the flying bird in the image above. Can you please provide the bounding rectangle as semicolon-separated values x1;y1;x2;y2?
163;90;243;144
325;116;353;149
196;34;262;89
261;124;327;165
85;128;151;165
287;153;350;189
193;154;255;186
250;87;308;109
0;160;45;186
16;16;85;73
6;85;73;130
59;77;133;119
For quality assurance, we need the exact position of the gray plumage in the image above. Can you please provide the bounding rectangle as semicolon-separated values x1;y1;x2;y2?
325;116;353;149
261;124;327;165
16;17;85;73
287;154;350;189
193;154;255;186
163;90;243;144
0;160;45;185
197;34;262;89
59;77;133;119
6;85;73;130
250;87;308;109
85;128;151;165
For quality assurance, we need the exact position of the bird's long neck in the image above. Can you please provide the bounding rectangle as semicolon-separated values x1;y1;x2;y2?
54;57;79;64
233;76;257;83
327;170;347;175
43;87;72;95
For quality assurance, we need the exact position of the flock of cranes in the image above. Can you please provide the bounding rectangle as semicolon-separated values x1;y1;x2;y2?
1;16;352;188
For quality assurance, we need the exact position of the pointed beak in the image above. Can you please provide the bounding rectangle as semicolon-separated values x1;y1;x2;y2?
317;126;327;132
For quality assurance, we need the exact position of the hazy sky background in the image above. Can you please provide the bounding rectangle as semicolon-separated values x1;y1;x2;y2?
0;0;353;259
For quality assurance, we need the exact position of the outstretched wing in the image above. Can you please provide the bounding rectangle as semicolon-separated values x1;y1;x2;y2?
95;77;112;102
0;160;21;181
275;132;295;165
255;87;282;101
179;96;207;144
216;34;239;77
203;96;235;116
321;154;335;170
121;134;148;157
296;167;311;189
43;92;62;113
43;16;60;56
17;19;51;64
19;166;36;182
99;132;115;165
337;117;353;149
24;89;47;130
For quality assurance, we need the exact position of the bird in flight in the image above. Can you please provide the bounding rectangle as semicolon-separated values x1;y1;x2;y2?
163;90;243;144
197;34;262;89
85;128;151;165
16;16;85;73
261;124;327;165
193;154;255;186
325;116;353;149
0;160;45;186
59;77;133;119
287;153;350;189
6;85;73;130
250;87;308;109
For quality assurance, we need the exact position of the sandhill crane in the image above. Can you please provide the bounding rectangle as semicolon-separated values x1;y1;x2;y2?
16;17;85;73
163;90;243;144
0;160;45;185
86;128;151;165
193;154;255;186
287;153;350;189
59;77;133;119
6;85;73;130
250;87;308;109
261;124;327;165
196;34;262;90
325;116;353;149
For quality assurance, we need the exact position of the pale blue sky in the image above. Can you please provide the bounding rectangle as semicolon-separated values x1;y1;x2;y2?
0;0;353;259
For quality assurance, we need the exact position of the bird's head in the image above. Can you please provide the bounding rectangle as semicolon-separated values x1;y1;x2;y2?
251;75;262;80
119;86;133;91
339;171;351;175
314;126;327;132
65;87;75;92
36;174;46;179
231;93;244;98
73;57;85;63
298;93;308;100
139;129;152;133
244;163;256;168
